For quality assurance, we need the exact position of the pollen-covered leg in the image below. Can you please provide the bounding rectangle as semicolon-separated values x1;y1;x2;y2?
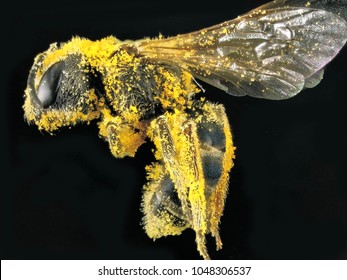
148;113;210;259
97;108;149;158
144;101;235;259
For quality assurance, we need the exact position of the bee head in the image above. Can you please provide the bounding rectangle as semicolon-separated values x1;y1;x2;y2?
24;38;102;132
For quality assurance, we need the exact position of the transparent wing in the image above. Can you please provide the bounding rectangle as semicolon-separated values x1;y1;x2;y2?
137;0;347;99
258;0;347;20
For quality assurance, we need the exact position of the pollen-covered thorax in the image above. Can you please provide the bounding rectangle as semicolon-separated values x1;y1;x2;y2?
97;42;201;121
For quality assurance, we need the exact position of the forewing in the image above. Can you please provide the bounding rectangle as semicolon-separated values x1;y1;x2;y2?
257;0;347;20
138;0;347;99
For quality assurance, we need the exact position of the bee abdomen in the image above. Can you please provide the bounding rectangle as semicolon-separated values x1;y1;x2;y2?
201;153;223;196
197;121;226;152
150;174;187;227
142;166;189;238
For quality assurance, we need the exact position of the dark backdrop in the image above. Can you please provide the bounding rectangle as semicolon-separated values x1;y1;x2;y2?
2;0;347;259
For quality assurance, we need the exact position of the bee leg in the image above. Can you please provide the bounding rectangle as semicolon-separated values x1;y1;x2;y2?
97;112;149;158
144;103;235;259
142;161;209;260
148;113;210;259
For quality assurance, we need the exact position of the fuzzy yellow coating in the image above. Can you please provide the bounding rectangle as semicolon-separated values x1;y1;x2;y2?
24;87;100;132
142;102;235;259
23;37;122;132
142;163;190;238
153;68;200;110
24;35;201;134
97;106;149;158
33;37;122;94
204;104;235;250
24;35;234;260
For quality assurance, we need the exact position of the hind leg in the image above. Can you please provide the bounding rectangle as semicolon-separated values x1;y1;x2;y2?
142;102;235;259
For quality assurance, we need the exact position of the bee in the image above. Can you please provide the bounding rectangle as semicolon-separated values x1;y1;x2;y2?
23;0;347;259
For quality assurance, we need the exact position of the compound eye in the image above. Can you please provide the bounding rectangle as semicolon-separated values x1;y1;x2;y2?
37;61;65;108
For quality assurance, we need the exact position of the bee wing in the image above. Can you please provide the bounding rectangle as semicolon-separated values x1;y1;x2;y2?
138;0;347;99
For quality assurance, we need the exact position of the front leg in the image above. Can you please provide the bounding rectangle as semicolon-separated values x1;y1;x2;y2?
142;102;235;259
97;109;149;158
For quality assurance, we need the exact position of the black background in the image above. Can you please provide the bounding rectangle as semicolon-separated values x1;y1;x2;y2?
2;0;347;260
